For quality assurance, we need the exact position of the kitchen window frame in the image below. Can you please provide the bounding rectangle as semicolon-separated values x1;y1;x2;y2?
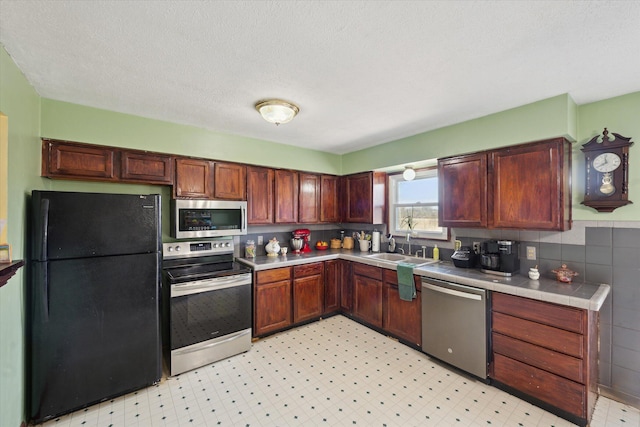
387;167;449;241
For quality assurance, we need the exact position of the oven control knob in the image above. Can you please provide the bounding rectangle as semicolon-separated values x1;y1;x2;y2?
224;242;231;247
167;246;173;252
175;246;181;251
212;243;219;248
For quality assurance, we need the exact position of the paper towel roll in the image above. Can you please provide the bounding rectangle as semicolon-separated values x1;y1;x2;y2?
371;231;381;252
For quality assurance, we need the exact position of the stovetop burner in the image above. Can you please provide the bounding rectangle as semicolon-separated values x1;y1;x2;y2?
162;239;251;284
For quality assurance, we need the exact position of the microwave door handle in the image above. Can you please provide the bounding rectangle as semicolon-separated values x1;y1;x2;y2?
242;205;247;232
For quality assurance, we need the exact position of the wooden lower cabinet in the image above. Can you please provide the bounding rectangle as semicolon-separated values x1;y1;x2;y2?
324;260;340;314
490;293;598;426
254;267;292;336
339;260;353;314
352;263;383;328
293;263;324;323
382;269;421;346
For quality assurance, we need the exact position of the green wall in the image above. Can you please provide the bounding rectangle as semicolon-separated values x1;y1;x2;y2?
0;46;40;427
342;94;577;173
345;91;640;221
3;40;640;426
574;92;640;221
40;99;342;175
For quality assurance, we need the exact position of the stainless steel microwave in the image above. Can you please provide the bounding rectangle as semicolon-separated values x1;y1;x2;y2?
171;199;247;239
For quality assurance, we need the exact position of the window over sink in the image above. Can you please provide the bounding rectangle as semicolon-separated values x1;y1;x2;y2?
388;168;449;240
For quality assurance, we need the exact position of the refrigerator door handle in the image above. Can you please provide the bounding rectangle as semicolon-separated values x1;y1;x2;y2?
34;262;50;321
42;263;49;321
39;198;50;261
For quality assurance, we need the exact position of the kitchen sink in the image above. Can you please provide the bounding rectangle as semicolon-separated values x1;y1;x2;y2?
365;253;407;262
365;253;438;266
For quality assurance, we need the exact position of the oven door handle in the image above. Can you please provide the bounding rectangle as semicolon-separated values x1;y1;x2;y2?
171;273;251;298
173;329;251;356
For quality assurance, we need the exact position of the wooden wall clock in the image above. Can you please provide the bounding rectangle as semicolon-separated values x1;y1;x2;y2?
581;128;633;212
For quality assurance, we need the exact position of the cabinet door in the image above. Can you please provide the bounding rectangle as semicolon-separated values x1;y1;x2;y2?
254;280;292;336
121;151;173;184
324;260;340;314
489;139;571;230
382;272;421;346
247;166;274;224
293;274;324;323
275;169;299;223
299;173;320;223
339;261;353;313
343;172;386;224
214;162;246;200
353;273;383;328
174;158;214;199
320;175;340;222
43;139;117;181
344;172;373;223
438;153;487;228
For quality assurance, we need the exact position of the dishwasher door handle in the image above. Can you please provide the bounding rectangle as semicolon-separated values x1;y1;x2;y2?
422;282;482;300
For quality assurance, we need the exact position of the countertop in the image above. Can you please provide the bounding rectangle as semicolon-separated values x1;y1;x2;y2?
236;249;610;311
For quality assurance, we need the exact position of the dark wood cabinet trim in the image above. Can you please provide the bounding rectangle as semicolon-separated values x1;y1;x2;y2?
0;260;24;288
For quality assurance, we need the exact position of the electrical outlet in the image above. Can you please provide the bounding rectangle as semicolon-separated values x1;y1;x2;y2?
473;241;480;253
526;246;537;260
257;235;263;245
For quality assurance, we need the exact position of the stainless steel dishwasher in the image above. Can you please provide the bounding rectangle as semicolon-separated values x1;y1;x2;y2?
421;277;489;379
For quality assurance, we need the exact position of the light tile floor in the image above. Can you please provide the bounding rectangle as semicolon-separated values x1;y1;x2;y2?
40;315;639;427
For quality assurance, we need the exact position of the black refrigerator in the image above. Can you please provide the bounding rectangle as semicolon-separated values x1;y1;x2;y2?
28;191;162;423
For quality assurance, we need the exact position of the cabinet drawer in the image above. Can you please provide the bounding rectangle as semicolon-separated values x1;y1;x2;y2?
492;332;584;383
257;267;292;284
382;268;420;291
353;263;382;280
493;311;583;358
492;353;585;418
294;262;324;277
493;293;584;333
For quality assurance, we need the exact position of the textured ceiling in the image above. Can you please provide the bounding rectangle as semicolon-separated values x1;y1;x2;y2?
1;1;639;154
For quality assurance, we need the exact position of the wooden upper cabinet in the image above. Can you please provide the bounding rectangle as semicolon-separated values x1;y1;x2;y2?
489;138;571;230
342;171;386;224
438;152;488;228
247;166;274;224
438;138;572;231
299;172;321;223
174;158;214;199
213;162;246;200
42;139;174;185
121;150;173;184
275;169;299;223
42;139;117;181
320;174;340;223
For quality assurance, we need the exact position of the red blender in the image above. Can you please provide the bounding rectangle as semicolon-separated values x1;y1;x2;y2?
291;229;312;253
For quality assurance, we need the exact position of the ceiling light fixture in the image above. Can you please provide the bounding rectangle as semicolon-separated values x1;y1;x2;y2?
255;99;299;126
403;166;416;181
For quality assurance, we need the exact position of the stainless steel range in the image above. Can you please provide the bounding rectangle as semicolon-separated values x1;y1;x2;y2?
162;238;252;376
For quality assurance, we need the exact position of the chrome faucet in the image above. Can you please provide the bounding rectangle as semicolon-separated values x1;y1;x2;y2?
414;246;427;258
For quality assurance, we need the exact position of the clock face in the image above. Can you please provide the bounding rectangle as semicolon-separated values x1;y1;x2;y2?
592;152;621;172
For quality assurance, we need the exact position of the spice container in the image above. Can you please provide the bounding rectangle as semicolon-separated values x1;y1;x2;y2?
245;240;256;258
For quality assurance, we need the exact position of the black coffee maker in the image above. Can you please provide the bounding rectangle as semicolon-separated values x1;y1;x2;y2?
480;240;520;276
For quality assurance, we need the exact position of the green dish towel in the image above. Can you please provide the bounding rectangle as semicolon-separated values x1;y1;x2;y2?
397;262;416;301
